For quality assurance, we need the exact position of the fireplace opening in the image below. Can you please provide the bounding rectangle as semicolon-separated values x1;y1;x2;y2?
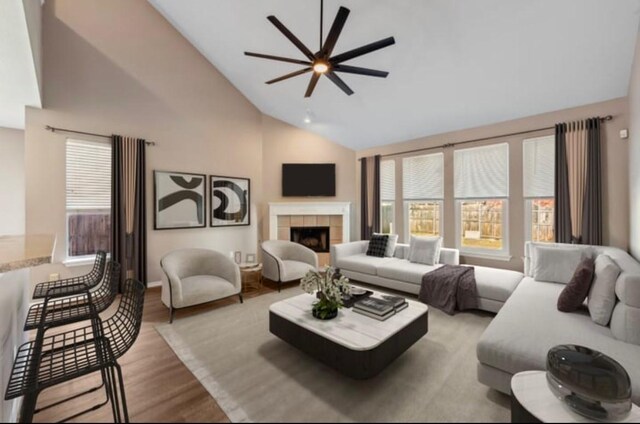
290;226;330;253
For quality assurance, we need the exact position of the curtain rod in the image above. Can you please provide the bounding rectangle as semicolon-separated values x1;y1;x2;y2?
380;115;613;158
45;125;156;146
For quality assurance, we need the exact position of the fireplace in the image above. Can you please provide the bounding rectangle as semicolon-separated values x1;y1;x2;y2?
290;226;330;253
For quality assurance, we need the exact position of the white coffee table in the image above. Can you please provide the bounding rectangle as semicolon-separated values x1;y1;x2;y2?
511;371;640;423
269;289;429;379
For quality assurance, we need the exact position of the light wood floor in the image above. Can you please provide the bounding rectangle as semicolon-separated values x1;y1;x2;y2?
33;279;287;423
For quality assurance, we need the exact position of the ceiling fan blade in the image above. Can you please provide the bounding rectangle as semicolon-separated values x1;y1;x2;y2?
321;6;350;58
245;52;311;66
267;15;316;61
325;71;354;96
266;67;312;84
304;73;321;98
333;64;389;78
330;37;396;64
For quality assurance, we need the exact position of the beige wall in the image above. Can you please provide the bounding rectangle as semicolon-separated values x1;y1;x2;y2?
261;115;357;242
22;0;42;99
24;0;358;285
0;127;25;236
629;25;640;260
358;97;629;272
26;0;264;283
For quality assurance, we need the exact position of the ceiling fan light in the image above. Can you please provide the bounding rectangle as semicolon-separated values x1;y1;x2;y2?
313;61;329;73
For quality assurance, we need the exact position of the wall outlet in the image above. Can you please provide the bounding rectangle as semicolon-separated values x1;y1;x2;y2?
620;129;629;139
49;273;60;281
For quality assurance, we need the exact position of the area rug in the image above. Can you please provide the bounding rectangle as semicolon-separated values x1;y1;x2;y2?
155;289;509;422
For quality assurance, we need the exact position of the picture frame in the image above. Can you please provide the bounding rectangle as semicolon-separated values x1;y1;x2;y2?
210;175;250;227
246;253;256;264
154;170;206;230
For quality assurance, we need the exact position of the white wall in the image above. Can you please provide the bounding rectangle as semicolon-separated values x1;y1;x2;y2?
0;127;25;235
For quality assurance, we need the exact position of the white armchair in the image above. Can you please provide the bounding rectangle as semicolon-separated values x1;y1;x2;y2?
160;248;241;323
261;240;319;292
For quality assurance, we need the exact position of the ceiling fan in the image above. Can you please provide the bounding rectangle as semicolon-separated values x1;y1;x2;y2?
245;0;395;98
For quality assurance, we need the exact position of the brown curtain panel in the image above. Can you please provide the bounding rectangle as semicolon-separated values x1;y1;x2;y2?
112;135;147;288
554;118;602;245
360;155;381;240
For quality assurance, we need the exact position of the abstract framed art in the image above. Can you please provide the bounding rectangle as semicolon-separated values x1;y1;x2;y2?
210;175;250;227
154;170;206;230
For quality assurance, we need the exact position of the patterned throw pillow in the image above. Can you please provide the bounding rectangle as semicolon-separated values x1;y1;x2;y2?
366;234;389;257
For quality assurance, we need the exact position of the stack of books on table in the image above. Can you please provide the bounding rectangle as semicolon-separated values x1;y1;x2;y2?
381;295;408;312
353;295;408;321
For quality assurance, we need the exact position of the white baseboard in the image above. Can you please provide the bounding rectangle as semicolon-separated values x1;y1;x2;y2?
147;280;162;288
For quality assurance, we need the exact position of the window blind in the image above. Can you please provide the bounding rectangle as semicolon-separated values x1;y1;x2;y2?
523;135;554;198
402;152;443;200
454;143;508;198
66;139;112;210
380;159;395;201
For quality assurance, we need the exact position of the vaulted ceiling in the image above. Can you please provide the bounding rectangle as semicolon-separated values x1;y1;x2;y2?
150;0;640;150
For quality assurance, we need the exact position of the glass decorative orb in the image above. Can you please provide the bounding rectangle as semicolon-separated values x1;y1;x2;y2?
546;344;632;421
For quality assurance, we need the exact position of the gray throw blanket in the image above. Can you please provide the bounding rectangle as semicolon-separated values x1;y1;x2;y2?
419;265;478;315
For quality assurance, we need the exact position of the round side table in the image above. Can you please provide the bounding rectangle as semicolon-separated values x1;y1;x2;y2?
240;263;263;293
511;371;640;423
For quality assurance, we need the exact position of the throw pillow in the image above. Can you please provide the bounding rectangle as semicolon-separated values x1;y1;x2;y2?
588;255;622;326
557;257;595;312
526;242;592;277
377;233;399;257
533;245;591;284
366;234;389;258
408;236;442;266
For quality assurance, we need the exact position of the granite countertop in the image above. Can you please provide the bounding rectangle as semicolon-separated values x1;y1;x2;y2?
0;235;56;273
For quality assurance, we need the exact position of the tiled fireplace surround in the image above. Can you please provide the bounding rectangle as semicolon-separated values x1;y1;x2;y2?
268;202;351;267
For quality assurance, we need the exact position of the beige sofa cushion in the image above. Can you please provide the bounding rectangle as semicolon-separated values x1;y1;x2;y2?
473;266;523;303
335;253;393;276
376;259;441;284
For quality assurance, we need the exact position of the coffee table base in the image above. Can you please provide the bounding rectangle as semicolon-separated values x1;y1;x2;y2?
269;310;429;379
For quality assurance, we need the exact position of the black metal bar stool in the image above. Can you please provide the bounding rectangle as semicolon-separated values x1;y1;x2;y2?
24;261;121;331
32;251;108;299
5;279;146;423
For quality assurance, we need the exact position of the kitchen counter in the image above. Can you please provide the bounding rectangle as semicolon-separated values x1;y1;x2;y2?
0;235;54;422
0;235;55;273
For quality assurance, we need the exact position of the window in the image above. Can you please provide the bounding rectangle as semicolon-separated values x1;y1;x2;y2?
523;135;555;242
66;139;112;259
380;159;395;233
454;143;509;256
403;153;443;238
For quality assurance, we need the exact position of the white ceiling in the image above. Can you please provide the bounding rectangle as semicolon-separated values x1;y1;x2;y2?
0;0;41;129
150;0;640;150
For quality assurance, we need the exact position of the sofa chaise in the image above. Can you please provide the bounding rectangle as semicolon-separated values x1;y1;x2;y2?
477;242;640;404
331;240;524;313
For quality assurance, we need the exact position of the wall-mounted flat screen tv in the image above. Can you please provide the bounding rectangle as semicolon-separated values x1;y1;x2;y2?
282;163;336;197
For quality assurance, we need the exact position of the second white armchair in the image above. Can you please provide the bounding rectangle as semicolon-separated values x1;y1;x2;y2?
261;240;318;291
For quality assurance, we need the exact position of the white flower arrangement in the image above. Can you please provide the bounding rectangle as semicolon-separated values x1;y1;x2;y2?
300;266;351;319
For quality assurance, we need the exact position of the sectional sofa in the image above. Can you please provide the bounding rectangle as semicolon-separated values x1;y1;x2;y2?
477;242;640;404
332;239;640;405
331;240;524;313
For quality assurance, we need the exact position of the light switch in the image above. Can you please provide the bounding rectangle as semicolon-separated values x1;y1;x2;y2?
620;129;629;139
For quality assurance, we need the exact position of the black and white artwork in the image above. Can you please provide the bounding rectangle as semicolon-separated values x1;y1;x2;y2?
154;171;206;229
210;175;250;227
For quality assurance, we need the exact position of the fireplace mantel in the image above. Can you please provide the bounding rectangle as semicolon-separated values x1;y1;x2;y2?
268;202;351;244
